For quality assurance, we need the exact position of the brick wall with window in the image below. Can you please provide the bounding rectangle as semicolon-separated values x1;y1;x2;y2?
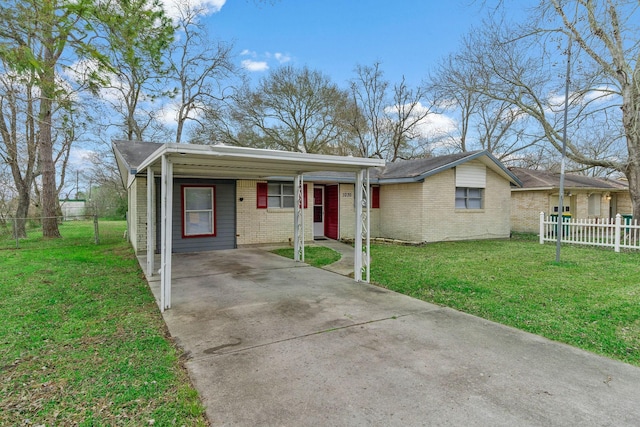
236;180;313;245
422;162;511;242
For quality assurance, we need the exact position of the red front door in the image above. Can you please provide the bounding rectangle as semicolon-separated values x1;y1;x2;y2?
324;185;339;240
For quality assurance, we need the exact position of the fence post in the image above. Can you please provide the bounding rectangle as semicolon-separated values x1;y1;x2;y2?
614;213;621;253
93;214;100;245
539;211;545;244
13;217;19;249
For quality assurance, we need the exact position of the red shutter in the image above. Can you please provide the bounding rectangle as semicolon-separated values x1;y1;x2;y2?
372;186;380;209
304;184;308;208
257;182;268;208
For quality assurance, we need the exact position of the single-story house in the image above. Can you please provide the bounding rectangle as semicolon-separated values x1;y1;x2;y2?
113;141;385;310
114;142;522;251
509;167;632;233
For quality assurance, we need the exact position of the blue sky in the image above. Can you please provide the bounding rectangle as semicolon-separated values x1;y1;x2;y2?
199;0;501;88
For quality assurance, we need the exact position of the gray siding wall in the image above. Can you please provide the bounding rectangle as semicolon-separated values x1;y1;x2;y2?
156;178;236;252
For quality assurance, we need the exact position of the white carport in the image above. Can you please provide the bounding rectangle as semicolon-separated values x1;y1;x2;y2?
132;143;385;311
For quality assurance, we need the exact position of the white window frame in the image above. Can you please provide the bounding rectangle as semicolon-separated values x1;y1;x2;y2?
268;182;295;209
455;187;484;209
182;185;215;237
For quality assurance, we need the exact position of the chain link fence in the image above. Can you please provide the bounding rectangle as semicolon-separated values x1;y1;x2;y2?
0;215;103;250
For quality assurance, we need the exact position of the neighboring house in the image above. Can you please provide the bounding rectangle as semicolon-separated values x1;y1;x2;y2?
113;141;521;253
509;167;632;233
59;199;86;220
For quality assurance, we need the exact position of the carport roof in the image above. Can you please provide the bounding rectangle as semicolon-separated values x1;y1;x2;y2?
113;141;385;187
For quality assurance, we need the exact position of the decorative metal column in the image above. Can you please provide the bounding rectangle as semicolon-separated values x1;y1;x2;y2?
160;155;173;311
294;174;305;262
146;168;155;278
354;169;370;282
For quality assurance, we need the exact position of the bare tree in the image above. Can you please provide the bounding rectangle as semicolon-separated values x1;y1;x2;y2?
428;50;543;163
429;54;480;153
349;62;434;161
348;63;389;158
453;1;640;216
387;77;434;160
95;0;174;141
0;66;39;237
167;0;237;143
84;150;128;218
199;66;356;154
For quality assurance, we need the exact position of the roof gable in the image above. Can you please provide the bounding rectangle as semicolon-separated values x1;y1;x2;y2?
305;151;521;186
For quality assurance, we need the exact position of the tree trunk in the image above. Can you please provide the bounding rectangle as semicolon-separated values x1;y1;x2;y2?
39;14;61;239
39;93;60;238
13;187;30;239
626;161;640;220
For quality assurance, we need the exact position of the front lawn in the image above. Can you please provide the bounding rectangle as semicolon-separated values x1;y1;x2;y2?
371;239;640;366
0;221;207;425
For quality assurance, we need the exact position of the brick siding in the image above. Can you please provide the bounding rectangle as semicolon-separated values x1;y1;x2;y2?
236;180;313;246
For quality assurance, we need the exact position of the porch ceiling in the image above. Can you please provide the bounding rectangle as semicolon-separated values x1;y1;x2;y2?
137;143;385;180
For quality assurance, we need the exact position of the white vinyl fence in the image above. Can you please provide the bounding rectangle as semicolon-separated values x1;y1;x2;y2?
539;212;640;252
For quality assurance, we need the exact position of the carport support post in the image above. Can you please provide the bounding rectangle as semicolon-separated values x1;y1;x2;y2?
355;169;370;282
294;174;305;262
160;155;173;311
146;168;155;278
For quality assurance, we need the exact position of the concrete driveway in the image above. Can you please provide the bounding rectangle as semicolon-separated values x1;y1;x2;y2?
145;249;640;426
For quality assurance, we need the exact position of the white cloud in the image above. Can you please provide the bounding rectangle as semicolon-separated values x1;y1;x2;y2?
240;50;292;71
242;59;269;72
582;85;617;104
416;112;457;138
547;85;618;114
162;0;226;20
156;105;179;127
273;52;291;64
381;102;457;143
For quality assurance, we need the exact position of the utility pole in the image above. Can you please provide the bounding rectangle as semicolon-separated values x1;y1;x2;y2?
556;19;574;263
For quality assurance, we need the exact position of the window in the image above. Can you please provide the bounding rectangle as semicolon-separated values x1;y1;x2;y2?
588;194;601;216
257;182;307;209
182;186;215;237
268;182;295;208
455;187;483;209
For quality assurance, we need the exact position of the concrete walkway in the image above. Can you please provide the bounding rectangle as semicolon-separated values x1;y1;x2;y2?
141;248;640;426
314;238;355;277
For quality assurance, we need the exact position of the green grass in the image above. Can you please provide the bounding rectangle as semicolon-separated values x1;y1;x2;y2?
0;221;207;426
370;240;640;366
271;246;341;268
